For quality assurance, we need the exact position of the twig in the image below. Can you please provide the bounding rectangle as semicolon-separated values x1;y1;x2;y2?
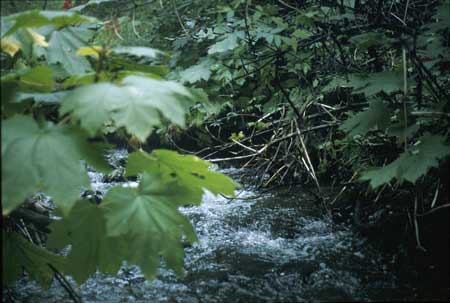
417;204;450;217
430;179;439;208
414;196;427;252
131;9;142;39
48;264;82;303
231;139;257;153
172;0;192;38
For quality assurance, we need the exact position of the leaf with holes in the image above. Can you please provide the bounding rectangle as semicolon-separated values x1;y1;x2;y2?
126;149;237;204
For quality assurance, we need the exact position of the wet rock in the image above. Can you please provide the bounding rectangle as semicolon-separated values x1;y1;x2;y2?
81;189;103;204
103;167;126;183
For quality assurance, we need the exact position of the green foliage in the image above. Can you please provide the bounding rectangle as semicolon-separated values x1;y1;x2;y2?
1;7;237;289
1;115;109;215
329;71;404;97
2;0;449;293
208;31;245;54
361;135;450;188
3;231;66;289
47;28;94;75
1;10;98;37
61;76;193;141
47;201;127;284
101;173;197;279
16;91;69;103
2;66;54;93
126;149;237;203
340;101;392;138
349;32;388;50
179;58;213;84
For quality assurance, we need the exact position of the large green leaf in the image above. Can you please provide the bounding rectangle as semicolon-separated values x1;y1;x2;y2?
47;200;127;284
1;115;109;215
126;149;237;204
340;101;392;138
101;173;197;278
327;71;404;97
16;91;68;103
19;66;54;92
48;28;93;75
2;10;97;37
1;66;55;93
179;58;213;84
361;135;450;188
3;231;65;289
60;76;193;141
349;32;389;50
208;31;245;54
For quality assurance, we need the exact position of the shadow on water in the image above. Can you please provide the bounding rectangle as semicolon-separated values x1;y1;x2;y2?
8;150;423;302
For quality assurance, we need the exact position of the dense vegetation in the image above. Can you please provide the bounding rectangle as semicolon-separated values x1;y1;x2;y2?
2;0;449;300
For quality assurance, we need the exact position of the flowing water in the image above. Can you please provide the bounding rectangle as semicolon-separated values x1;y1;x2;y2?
7;150;418;302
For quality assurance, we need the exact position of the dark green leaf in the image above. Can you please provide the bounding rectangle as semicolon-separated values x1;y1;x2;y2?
101;174;197;278
3;231;65;289
47;200;126;283
361;135;450;188
1;115;109;215
340;101;392;138
61;76;193;141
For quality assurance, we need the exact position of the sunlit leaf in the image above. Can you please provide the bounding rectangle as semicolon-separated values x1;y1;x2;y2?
126;149;237;204
1;66;55;93
76;45;107;58
1;36;21;56
26;28;49;47
112;46;164;58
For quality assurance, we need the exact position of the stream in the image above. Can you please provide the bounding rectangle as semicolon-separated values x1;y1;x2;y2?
9;149;419;302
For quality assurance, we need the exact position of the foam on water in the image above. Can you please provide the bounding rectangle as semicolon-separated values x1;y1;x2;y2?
9;152;409;302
